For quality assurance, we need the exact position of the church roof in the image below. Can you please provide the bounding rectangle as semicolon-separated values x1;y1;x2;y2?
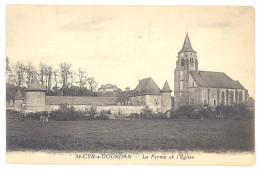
46;96;117;106
13;88;23;100
134;78;161;96
25;77;46;92
189;71;245;89
161;80;172;92
179;33;196;53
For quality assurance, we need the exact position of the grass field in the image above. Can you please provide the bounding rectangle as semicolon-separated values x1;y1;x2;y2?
6;119;254;153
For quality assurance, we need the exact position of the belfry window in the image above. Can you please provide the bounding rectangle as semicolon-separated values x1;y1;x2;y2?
190;57;194;63
181;58;184;67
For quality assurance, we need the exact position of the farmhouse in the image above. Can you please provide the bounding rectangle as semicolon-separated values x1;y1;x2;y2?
12;76;172;116
174;33;248;109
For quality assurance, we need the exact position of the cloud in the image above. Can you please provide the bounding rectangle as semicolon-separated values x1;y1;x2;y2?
61;16;114;32
206;21;234;28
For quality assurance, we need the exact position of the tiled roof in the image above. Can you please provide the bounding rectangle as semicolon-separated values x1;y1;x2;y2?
179;33;196;53
13;88;23;100
25;77;46;92
161;80;172;92
134;78;161;96
46;96;117;106
189;71;245;89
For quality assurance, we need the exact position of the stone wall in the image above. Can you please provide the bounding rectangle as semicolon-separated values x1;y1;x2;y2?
161;92;172;113
45;105;144;117
25;92;45;107
129;95;161;113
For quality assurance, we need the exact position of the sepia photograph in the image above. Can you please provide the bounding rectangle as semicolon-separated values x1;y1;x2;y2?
5;5;255;165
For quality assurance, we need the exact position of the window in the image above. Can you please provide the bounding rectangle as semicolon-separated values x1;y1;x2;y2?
155;102;158;106
221;92;225;104
204;99;206;104
181;58;184;67
190;57;194;63
192;82;194;87
230;91;234;104
137;101;139;106
214;100;216;106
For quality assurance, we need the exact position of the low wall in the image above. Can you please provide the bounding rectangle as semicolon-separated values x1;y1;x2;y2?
44;105;144;117
96;106;144;117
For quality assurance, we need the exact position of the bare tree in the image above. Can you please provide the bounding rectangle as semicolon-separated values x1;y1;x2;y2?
53;69;59;95
87;76;97;92
59;62;72;95
69;71;76;88
39;63;53;93
6;57;15;85
46;65;53;94
13;62;25;87
24;63;36;87
77;67;88;88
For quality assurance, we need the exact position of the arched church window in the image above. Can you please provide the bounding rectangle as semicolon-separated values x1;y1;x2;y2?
239;92;243;103
190;57;194;63
230;91;234;104
221;92;225;104
235;90;238;103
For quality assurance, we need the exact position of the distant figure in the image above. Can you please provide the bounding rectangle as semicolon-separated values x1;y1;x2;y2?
40;114;49;122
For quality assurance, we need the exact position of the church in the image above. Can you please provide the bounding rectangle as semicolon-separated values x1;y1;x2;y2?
174;33;248;109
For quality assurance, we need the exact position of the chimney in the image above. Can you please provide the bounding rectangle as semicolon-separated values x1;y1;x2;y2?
125;87;130;92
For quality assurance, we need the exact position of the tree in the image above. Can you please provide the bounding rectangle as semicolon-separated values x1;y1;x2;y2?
53;69;59;95
86;76;97;92
77;67;88;88
13;62;25;87
24;63;36;87
39;63;53;94
59;62;72;95
6;57;16;85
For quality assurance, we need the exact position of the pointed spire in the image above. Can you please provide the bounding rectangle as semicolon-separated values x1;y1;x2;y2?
179;33;196;53
25;75;46;92
161;80;172;92
14;88;23;100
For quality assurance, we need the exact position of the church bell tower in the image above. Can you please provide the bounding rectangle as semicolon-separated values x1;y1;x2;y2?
174;33;198;109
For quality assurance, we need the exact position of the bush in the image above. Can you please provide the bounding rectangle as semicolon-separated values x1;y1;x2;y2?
128;113;140;119
215;103;254;119
85;106;98;119
24;111;49;121
49;104;87;121
140;106;153;119
95;110;110;120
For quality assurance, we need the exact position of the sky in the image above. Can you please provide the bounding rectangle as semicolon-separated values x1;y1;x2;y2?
6;5;255;97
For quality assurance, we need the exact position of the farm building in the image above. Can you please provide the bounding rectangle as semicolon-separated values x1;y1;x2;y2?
11;76;172;116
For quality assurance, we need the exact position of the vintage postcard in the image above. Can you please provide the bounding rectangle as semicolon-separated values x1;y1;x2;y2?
6;5;255;165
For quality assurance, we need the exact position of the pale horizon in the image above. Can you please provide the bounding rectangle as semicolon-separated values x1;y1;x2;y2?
6;5;255;97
